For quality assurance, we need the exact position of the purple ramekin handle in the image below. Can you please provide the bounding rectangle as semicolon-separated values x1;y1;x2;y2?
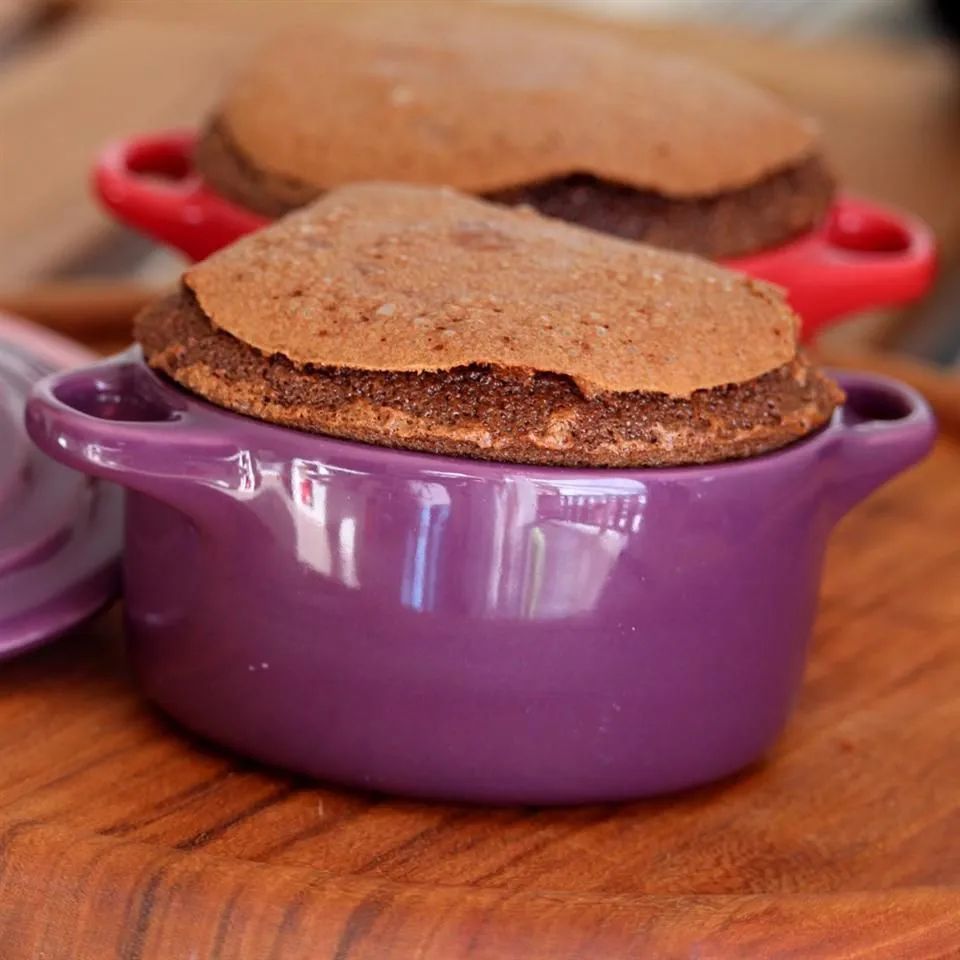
829;371;937;515
25;350;246;503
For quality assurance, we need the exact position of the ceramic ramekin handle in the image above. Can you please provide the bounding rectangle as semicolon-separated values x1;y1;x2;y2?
829;371;936;514
92;131;268;261
728;196;937;339
25;351;248;502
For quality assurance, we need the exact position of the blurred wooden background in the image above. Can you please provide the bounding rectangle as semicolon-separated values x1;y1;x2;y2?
0;0;959;360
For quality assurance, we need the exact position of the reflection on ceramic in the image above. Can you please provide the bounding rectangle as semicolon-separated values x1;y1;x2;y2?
27;350;935;802
0;313;122;660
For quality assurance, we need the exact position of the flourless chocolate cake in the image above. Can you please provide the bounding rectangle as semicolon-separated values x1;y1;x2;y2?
136;183;841;467
193;7;834;259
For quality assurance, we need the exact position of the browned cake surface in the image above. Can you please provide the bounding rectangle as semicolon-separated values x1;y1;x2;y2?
193;6;831;257
205;7;818;195
197;122;834;259
137;289;840;468
183;183;802;399
137;184;841;468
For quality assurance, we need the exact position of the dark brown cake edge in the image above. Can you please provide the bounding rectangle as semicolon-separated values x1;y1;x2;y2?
193;119;835;260
135;289;843;469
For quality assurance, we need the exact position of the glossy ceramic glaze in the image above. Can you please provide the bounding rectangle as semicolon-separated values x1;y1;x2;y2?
93;132;938;335
0;314;121;660
27;353;935;802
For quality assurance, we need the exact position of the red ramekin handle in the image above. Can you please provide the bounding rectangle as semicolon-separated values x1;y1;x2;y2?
92;132;267;261
727;195;937;340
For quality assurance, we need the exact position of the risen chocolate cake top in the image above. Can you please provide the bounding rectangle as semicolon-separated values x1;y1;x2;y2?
184;182;800;398
210;5;820;199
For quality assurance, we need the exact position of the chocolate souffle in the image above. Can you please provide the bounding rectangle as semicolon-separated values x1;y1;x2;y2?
194;7;833;259
136;183;841;468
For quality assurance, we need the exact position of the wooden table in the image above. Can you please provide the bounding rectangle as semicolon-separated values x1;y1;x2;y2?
0;350;958;958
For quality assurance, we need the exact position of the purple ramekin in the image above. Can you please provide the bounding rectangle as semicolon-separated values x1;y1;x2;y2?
25;351;935;804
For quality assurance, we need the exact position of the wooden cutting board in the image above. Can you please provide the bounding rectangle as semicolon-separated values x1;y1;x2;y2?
0;357;958;959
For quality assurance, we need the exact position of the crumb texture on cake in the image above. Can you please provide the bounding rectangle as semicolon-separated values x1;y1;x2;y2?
136;289;842;469
204;6;820;200
485;159;834;260
184;183;801;398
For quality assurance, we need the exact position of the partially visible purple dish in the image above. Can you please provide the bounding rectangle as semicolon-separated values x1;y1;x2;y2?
0;313;122;660
25;351;934;803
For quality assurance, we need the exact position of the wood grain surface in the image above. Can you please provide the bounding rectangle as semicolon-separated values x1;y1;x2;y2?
0;356;959;958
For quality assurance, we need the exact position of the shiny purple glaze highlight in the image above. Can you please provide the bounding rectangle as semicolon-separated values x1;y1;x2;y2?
26;351;935;803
